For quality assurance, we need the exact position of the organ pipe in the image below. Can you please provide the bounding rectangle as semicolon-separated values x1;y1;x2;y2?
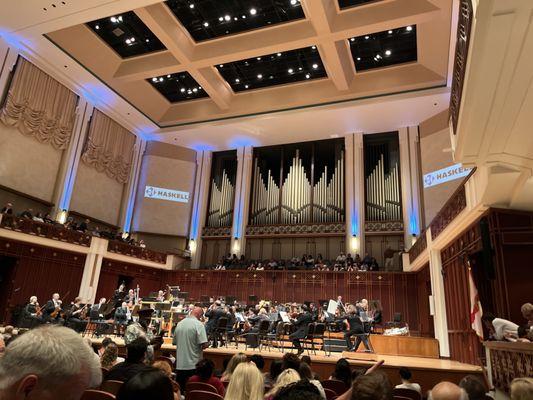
207;169;235;227
365;152;401;221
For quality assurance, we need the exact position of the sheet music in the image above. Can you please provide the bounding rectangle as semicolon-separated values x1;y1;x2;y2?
327;299;338;314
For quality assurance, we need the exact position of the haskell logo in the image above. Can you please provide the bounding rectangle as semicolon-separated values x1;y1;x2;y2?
144;185;190;203
423;163;471;188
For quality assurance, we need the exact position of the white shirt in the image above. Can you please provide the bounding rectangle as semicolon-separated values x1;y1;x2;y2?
492;318;519;341
395;382;422;394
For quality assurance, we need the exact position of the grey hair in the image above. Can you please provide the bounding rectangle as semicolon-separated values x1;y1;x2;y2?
428;389;469;400
0;326;102;390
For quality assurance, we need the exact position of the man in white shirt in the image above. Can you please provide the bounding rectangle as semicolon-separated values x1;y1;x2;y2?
173;306;208;392
395;367;421;393
482;313;519;341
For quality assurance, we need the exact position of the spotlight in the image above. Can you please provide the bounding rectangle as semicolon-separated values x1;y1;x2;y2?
350;37;355;42
364;35;369;39
385;50;391;56
257;74;263;79
305;73;310;79
277;52;282;56
189;3;194;8
152;77;158;82
166;74;171;78
288;68;293;73
311;45;316;49
125;38;131;44
312;63;318;69
406;25;413;31
159;77;164;82
242;15;246;19
145;38;150;42
110;16;117;23
193;88;198;92
256;57;261;60
245;84;249;88
298;67;302;71
224;15;231;21
203;22;209;27
187;90;192;94
290;0;297;4
95;24;100;30
219;17;223;21
235;78;240;83
388;30;393;34
219;64;224;67
180;88;186;92
118;16;123;22
250;8;257;15
357;57;361;61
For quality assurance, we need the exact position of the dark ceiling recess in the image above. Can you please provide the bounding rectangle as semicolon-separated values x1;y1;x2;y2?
87;11;166;58
348;25;418;71
338;0;382;9
216;46;326;93
165;0;306;42
147;71;209;103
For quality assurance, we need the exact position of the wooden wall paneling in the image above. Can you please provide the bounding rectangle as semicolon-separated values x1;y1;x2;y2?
416;264;434;337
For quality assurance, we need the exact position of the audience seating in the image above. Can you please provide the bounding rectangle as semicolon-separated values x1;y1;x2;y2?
100;367;109;378
221;380;229;388
155;355;175;369
321;379;348;395
392;388;422;400
81;389;116;400
324;387;338;400
186;382;218;394
187;390;224;400
100;380;123;396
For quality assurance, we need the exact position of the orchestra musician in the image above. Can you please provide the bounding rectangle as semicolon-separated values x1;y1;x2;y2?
24;296;43;326
66;297;87;333
156;290;166;302
112;282;126;307
343;304;372;352
43;293;64;324
123;289;135;305
114;301;130;326
205;300;227;348
289;304;313;355
90;298;107;320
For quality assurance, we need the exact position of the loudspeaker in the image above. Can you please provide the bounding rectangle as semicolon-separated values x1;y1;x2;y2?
479;218;496;280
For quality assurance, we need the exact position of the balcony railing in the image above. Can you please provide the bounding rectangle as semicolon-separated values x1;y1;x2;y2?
485;341;533;393
408;230;427;263
430;185;467;240
107;239;167;264
0;214;92;247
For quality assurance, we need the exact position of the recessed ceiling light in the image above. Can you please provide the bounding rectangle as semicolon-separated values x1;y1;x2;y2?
125;38;131;44
95;25;100;30
180;88;186;92
277;52;282;56
159;77;164;82
110;16;117;23
204;22;209;27
290;0;297;4
187;90;192;94
152;77;158;82
245;84;249;89
193;88;198;92
145;38;150;42
288;68;294;73
311;45;316;50
250;8;257;15
242;15;246;19
388;30;393;34
357;57;361;61
406;25;413;31
198;86;202;90
256;57;261;60
385;50;391;56
235;78;240;83
305;73;310;79
257;74;263;79
350;38;355;42
219;64;224;67
364;35;369;40
224;15;231;21
312;63;318;69
189;3;194;8
234;17;238;20
298;67;303;71
219;17;223;21
166;74;171;78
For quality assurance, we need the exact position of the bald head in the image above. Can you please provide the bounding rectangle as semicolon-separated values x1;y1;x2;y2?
430;382;467;400
191;307;203;319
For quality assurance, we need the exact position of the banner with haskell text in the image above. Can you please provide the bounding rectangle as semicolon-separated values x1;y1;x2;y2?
423;163;472;188
144;185;190;203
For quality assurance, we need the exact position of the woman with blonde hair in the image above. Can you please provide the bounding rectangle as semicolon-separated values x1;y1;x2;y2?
221;352;247;382
265;368;301;400
224;362;264;400
511;377;533;400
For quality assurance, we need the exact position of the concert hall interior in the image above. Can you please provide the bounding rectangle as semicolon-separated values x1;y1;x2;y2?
0;1;532;400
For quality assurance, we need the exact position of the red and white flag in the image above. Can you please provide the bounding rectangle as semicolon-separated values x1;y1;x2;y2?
468;266;483;340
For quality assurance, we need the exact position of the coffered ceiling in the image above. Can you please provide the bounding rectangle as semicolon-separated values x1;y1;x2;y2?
43;0;452;128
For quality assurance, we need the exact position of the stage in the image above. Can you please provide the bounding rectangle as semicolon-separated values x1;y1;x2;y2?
91;336;483;391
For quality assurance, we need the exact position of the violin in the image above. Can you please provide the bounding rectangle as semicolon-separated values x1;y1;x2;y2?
50;290;71;319
35;302;43;316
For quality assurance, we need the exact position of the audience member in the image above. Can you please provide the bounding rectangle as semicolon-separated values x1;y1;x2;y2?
274;380;322;400
517;325;532;342
224;362;264;400
100;341;119;369
458;375;488;400
1;202;13;215
250;354;265;371
299;362;326;399
152;361;181;398
188;358;225;396
20;208;33;219
267;359;284;387
172;306;208;391
0;336;5;357
330;358;352;389
2;326;14;345
429;381;467;400
265;368;301;400
510;377;533;400
482;312;519;341
281;352;301;372
395;367;421;393
349;372;393;400
32;212;44;223
116;367;174;400
106;337;151;382
221;352;247;382
521;303;533;327
0;326;101;400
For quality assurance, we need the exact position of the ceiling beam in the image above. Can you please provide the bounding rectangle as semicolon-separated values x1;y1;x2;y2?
134;4;232;110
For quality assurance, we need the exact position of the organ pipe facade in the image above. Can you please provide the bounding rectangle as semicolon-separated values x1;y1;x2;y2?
249;139;345;225
364;132;402;222
206;151;237;227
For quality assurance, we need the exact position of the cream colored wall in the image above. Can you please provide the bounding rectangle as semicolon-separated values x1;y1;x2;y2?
69;162;124;225
132;142;196;237
0;123;63;202
420;127;463;224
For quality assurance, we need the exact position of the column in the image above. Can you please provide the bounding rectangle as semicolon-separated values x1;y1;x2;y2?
119;137;146;232
189;150;212;268
231;145;253;256
399;127;422;248
0;41;18;98
428;231;450;357
53;102;94;220
408;126;424;233
78;237;108;303
345;133;365;255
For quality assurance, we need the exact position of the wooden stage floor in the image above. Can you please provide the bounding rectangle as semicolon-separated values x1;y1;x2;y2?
92;337;482;391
